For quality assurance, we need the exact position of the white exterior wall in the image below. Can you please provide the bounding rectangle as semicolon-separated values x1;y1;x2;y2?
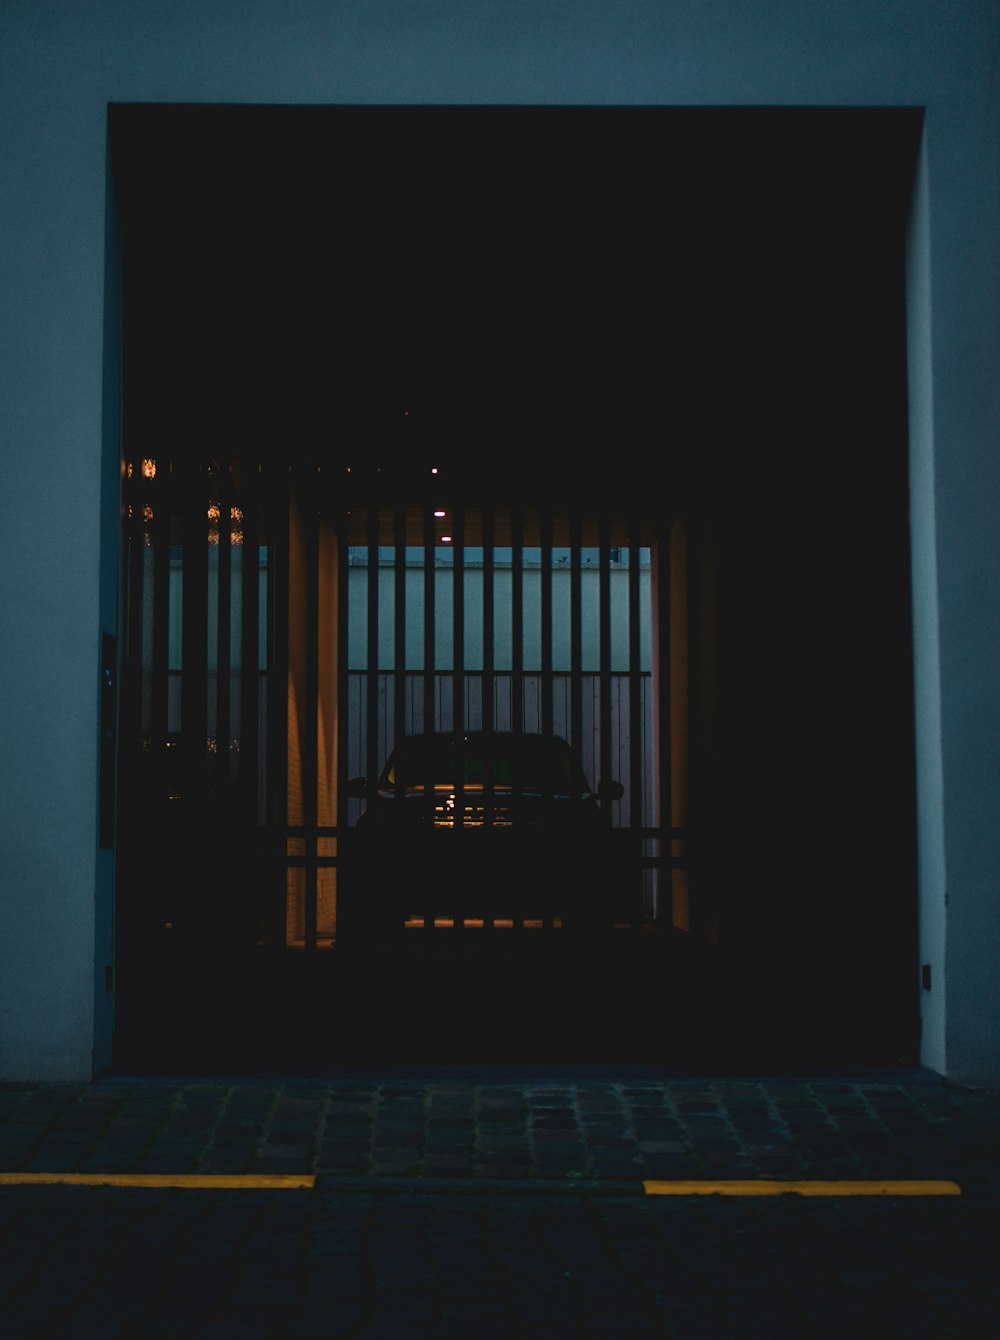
1;0;997;1082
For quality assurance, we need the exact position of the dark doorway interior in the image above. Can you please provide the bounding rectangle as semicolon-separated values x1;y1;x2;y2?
110;105;922;1075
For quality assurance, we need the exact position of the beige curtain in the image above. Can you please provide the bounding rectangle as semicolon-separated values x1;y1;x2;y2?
286;489;339;946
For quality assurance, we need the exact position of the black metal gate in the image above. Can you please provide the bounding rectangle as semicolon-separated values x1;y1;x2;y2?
115;442;715;1066
110;103;922;1072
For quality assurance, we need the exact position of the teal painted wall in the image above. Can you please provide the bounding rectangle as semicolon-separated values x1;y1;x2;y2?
1;1;998;1081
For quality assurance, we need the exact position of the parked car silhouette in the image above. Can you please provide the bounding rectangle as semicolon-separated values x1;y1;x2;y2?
341;731;626;944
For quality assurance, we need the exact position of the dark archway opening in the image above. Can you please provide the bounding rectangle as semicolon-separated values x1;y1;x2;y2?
109;104;922;1074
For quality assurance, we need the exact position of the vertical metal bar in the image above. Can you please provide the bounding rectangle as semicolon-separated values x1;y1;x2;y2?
393;497;407;752
511;505;524;735
686;515;704;938
267;459;290;950
216;465;233;788
366;500;380;789
482;506;494;736
569;508;583;762
540;507;553;741
240;459;261;824
118;462;145;882
598;511;613;826
424;500;436;735
118;467;146;990
627;509;644;920
480;506;495;842
451;500;466;841
303;467;320;953
151;459;171;786
452;502;465;740
180;457;209;804
235;458;262;954
336;477;351;925
120;467;144;773
656;526;673;928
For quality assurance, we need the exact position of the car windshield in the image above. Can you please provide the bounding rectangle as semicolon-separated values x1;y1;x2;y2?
380;733;590;796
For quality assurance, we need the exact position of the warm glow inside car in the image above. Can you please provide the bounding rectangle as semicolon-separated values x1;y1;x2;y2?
342;731;625;940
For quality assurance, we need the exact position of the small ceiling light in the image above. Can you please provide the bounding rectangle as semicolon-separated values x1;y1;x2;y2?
440;535;452;544
434;509;446;518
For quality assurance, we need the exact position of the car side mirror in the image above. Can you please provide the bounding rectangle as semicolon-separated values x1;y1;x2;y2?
347;776;369;799
598;779;624;802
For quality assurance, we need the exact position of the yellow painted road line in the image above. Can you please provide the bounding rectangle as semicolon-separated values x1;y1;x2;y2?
0;1173;315;1190
643;1179;962;1197
0;1174;963;1196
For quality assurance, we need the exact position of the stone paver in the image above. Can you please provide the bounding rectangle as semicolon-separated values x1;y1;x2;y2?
1;1068;999;1336
4;1067;996;1185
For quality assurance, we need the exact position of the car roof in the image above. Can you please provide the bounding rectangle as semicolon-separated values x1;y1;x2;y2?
379;731;591;792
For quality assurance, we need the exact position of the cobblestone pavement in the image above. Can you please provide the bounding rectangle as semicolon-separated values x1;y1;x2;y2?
1;1067;999;1337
